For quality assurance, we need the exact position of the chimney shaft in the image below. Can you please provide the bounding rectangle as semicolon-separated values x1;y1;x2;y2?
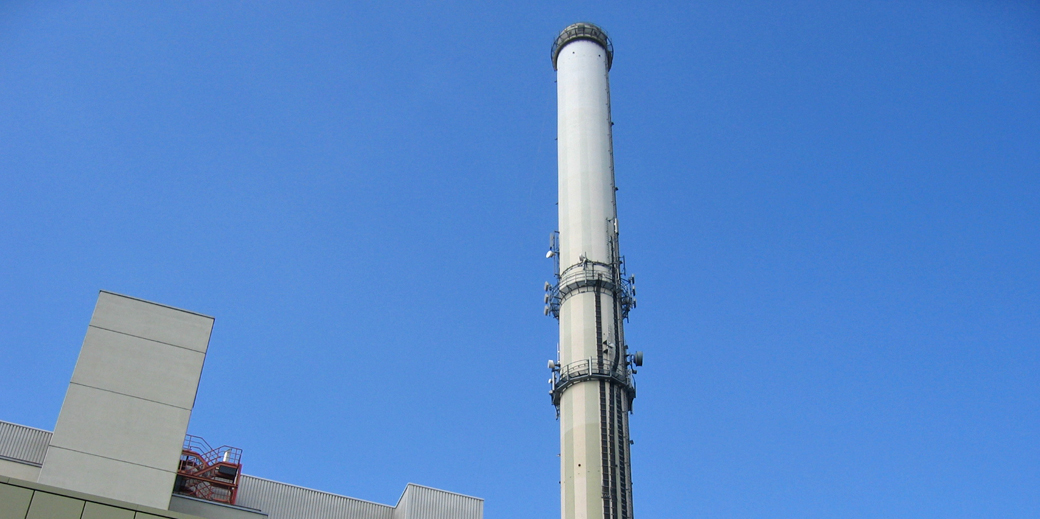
547;22;637;519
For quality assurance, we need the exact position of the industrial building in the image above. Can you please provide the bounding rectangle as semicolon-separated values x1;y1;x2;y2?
0;291;483;519
1;21;640;519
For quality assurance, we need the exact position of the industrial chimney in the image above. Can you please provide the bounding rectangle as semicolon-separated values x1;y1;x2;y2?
545;22;642;519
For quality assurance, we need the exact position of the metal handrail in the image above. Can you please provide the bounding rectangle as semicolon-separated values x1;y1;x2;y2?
550;358;635;408
177;434;243;505
183;434;242;466
545;259;635;320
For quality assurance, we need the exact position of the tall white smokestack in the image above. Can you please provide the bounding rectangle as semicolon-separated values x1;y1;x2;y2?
545;22;641;519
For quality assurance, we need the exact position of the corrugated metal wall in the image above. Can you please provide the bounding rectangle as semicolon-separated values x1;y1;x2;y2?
236;475;395;519
394;483;483;519
235;476;483;519
0;420;51;466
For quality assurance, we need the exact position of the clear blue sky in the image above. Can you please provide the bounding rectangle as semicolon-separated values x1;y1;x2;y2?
1;2;1037;517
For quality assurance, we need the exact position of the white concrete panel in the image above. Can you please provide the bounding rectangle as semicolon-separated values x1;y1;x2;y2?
37;447;177;510
39;291;210;509
72;327;205;410
0;458;41;480
44;383;191;472
90;292;213;352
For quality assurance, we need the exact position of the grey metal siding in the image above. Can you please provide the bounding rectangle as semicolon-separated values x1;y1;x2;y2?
0;420;51;466
236;475;394;519
394;484;483;519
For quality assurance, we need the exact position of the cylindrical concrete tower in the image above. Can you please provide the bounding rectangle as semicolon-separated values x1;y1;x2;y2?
545;22;641;519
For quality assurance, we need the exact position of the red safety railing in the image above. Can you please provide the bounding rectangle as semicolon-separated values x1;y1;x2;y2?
174;434;243;505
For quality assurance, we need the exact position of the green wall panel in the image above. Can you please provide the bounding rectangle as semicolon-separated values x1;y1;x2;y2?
82;502;135;519
26;492;84;519
0;483;34;519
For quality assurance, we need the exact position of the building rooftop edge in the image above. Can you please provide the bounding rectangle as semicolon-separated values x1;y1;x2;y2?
99;290;215;320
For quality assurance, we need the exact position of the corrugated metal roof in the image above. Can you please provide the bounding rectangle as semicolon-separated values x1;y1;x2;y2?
237;475;395;519
0;420;51;466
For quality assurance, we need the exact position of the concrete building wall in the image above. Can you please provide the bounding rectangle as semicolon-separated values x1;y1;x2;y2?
0;459;41;482
38;291;214;510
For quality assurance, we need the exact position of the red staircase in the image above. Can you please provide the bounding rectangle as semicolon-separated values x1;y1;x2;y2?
174;434;242;505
